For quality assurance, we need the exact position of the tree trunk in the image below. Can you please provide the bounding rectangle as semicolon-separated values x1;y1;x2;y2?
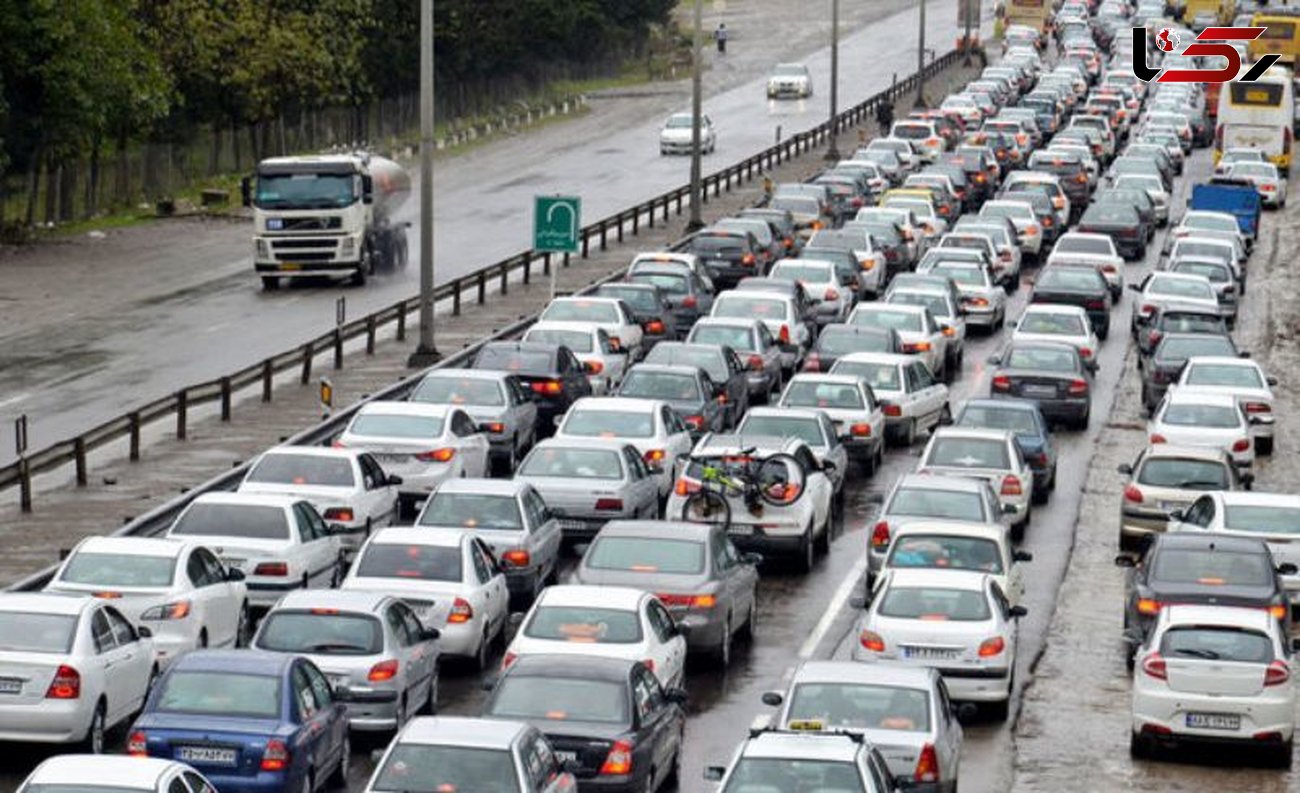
59;158;77;222
232;120;243;171
43;154;58;225
277;114;287;156
24;151;40;227
248;123;259;164
114;130;130;205
209;126;222;176
87;140;102;218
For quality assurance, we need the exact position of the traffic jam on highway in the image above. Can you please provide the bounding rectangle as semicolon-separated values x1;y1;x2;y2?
5;0;1299;791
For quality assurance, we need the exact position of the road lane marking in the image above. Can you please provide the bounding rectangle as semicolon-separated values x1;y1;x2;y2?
0;392;30;410
797;554;868;660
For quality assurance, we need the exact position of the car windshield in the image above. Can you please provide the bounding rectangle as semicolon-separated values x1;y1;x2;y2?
878;586;992;621
1185;363;1263;389
665;115;695;128
0;613;77;653
1224;505;1300;535
1149;277;1214;300
714;296;789;321
371;745;520;793
59;552;176;588
852;309;921;332
1160;626;1274;664
1157;337;1236;361
156;671;281;718
959;405;1039;434
783;381;864;409
722;759;865;793
620;372;701;402
475;348;555;376
246;453;355;487
585;536;706;574
411;376;506;407
893;123;932;140
888;487;985;520
419;493;523;530
1136;458;1229;489
787;682;931;732
926;438;1010;469
833;361;900;392
1019;313;1085;335
355;543;462;582
1037;268;1102;290
488;676;629;725
819;331;893;356
255;172;355;209
563;409;655;438
524;606;643;644
691;325;754;351
738;416;825;447
890;535;1003;574
256;612;384;655
1005;346;1078;372
542;301;619;324
1055;236;1112;255
348;412;444;439
1151;548;1274;587
170;503;289;540
631;272;688;294
1161;403;1241;428
527;329;593;353
520;447;624;480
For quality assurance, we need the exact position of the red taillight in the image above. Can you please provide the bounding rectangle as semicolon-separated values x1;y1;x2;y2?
803;354;821;372
502;549;531;567
684;415;704;430
903;341;932;353
368;659;399;682
642;658;656;673
1075;173;1087;184
882;404;902;417
1084;299;1106;310
643;449;666;465
1150;434;1167;445
261;739;290;772
45;665;80;700
1124;485;1143;504
1245;402;1271;414
415;448;456;463
1268;604;1288;620
1142;653;1167;681
978;636;1006;657
914;743;940;783
675;479;700;497
1139;303;1157;317
1000;476;1022;497
682;295;698;309
871;521;891;550
859;630;886;653
483;421;505;434
1232;438;1251;453
600;740;634;775
595;498;624;511
645;320;665;335
1147;330;1162;348
127;730;147;756
657;593;717;608
502;651;518;671
965;297;989;308
1043;216;1053;227
850;423;872;437
1067;379;1088;396
824;288;841;301
322;506;356;522
748;354;765;371
778;325;791;344
742;253;757;267
586;360;605;375
1137;598;1162;616
991;375;1012;391
253;562;289;577
448;597;473;624
531;380;563;396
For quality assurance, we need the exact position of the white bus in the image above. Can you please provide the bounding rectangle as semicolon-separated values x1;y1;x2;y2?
1214;65;1295;170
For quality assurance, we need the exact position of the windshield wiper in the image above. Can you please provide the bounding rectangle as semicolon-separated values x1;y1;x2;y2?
1173;648;1220;660
1170;480;1224;489
306;642;369;653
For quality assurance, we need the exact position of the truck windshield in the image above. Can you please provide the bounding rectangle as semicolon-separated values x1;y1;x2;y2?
256;173;356;209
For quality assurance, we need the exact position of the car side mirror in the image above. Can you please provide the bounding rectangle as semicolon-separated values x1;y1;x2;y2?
1115;554;1137;568
553;415;565;428
1241;472;1256;490
360;174;374;205
388;475;404;487
583;361;600;375
137;626;153;639
1116;463;1133;476
849;594;868;610
1009;605;1028;619
1013;550;1033;563
421;627;441;641
226;568;246;582
822;459;838;474
761;691;784;707
741;552;764;566
1267;376;1279;386
1001;504;1016;515
665;687;689;705
704;766;727;782
333;685;354;703
1279;563;1299;576
1238;350;1252;359
987;354;1002;365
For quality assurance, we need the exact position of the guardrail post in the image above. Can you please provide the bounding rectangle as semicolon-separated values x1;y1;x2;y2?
74;438;87;486
617;216;624;244
523;254;532;286
543;253;552;276
632;209;639;236
366;316;377;354
262;360;273;402
664;196;671;222
713;176;722;197
675;192;683;216
300;344;313;384
478;271;487;304
581;230;590;258
129;412;141;460
500;263;509;296
599;220;608;251
18;458;30;513
176;389;188;440
333;328;344;370
563;252;571;269
451;282;461;316
220;376;232;421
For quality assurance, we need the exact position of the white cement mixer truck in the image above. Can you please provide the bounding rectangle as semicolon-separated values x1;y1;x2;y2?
241;153;412;290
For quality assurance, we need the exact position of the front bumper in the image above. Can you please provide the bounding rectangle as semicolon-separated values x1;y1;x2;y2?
254;261;360;278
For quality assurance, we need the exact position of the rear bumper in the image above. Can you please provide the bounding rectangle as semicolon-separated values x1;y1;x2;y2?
0;700;91;744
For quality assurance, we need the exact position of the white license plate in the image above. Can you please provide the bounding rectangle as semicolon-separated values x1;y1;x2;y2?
328;674;348;688
220;558;245;570
1022;385;1057;398
0;678;21;695
1186;712;1240;730
729;524;755;536
903;647;959;660
1159;501;1181;512
555;750;578;764
177;746;238;765
375;453;409;464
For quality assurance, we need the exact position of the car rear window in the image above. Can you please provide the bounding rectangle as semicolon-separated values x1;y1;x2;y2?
889;535;1003;574
419;493;523;530
0;613;77;653
1160;626;1274;664
256;611;384;655
722;759;865;792
519;447;624;480
931;265;984;286
1005;346;1078;372
877;586;991;621
1224;505;1300;535
714;295;789;321
832;361;901;392
619;371;701;402
348;412;444;439
926;438;1010;469
563;409;655;438
1136;458;1230;489
771;263;834;283
886;485;986;520
1037;268;1103;290
1161;403;1241;428
1019;313;1085;335
372;746;520;793
410;375;506;407
59;553;176;588
630;272;689;294
786;682;931;732
524;606;643;644
1157;337;1236;361
354;543;463;582
474;348;555;376
600;287;659;312
1185;363;1263;389
852;308;921;332
584;537;706;574
738;416;824;447
646;346;725;381
958;405;1039;434
782;381;864;410
1149;276;1214;300
488;676;629;724
889;291;951;318
246;453;355;487
156;671;281;718
818;330;894;356
1157;313;1224;335
690;325;754;351
171;504;290;540
1172;261;1229;283
1055;236;1112;256
1151;548;1274;587
526;329;593;353
541;301;619;324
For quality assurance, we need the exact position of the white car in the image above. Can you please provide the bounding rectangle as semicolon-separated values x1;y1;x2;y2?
1001;171;1070;227
1149;390;1260;469
1169;356;1277;454
538;297;645;360
767;63;812;98
770;258;853;325
830;352;950;446
1047;232;1124;295
864;137;922;173
503;585;687;687
778;373;886;471
523;321;628;394
710;290;811;372
1214;146;1266;177
916;428;1033;538
237;446;399;556
809;226;888;295
659;112;715;155
1131;272;1221;333
1229;161;1288;208
890;120;946;161
336;401;491;517
1011;304;1100;368
0;593;156;752
878;521;1032;605
846;303;948;380
919;259;1007;330
554;396;693;499
46;537;249;664
165;492;344;607
18;756;216;793
342;527;509;669
1130;605;1295;766
885;285;967;373
852;569;1024;720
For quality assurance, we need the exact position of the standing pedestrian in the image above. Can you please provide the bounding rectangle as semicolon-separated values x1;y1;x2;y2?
715;23;729;54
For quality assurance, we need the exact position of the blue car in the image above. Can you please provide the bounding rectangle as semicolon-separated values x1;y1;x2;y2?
128;650;350;793
955;397;1057;504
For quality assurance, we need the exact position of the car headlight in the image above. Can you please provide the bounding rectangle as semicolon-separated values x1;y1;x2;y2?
340;236;356;257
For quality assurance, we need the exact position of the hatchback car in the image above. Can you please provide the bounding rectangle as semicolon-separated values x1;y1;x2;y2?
1170;356;1277;454
515;438;661;541
523;322;628;395
1116;445;1250;550
869;474;1009;582
1149;390;1260;468
686;318;783;401
408;368;539;472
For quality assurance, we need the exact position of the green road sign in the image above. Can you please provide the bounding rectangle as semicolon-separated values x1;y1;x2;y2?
534;195;582;253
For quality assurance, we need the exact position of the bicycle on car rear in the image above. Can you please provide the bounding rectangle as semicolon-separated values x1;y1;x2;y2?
678;447;807;531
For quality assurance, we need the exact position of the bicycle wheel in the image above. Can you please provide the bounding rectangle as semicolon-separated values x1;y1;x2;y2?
755;452;808;508
681;489;732;529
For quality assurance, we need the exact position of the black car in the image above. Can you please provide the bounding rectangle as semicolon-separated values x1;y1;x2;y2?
842;219;909;275
803;325;905;373
472;341;592;432
1140;332;1244;414
642;342;750;427
1116;533;1295;666
738;207;800;256
1029;266;1113;339
1001;191;1062;244
988;341;1093;430
625;263;714;331
596;283;677;350
616;363;727;436
483;655;688;792
1027;153;1091;211
1077;203;1146;261
1092;188;1156;241
1137;303;1230;356
671;229;765;288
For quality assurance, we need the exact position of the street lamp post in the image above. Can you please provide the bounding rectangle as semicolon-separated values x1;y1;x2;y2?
825;0;841;160
686;0;705;232
915;0;928;108
408;0;441;367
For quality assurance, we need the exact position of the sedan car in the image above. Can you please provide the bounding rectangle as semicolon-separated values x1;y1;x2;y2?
1010;304;1100;369
917;427;1034;538
625;261;715;330
1170;356;1276;454
1029;266;1113;340
471;341;594;434
523;322;628;395
869;473;1009;582
803;325;904;374
594;283;679;352
704;729;900;792
504;586;687;687
252;590;439;733
988;341;1093;430
955;399;1056;504
1130;273;1221;338
482;655;687;792
336;401;491;517
554;396;694;499
920;260;1007;332
846;303;949;381
409;368;539;473
0;593;156;753
1140;332;1242;415
710;291;810;373
852;569;1026;720
659;111;714;155
1228;161;1287;208
642;341;749;426
515;439;661;542
686;318;783;402
17;756;217;793
128;650;349;793
46;537;249;664
572;520;760;666
1045;232;1124;298
672;229;766;288
1149;390;1260;469
880;521;1032;606
1116;445;1249;551
830;352;950;447
769;259;853;325
777;373;885;471
539;297;645;362
616;364;727;437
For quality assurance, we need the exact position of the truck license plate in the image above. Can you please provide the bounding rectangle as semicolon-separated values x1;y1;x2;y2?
1186;712;1240;730
279;263;302;271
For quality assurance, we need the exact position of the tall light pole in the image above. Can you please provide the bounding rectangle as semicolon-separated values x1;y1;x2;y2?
915;0;928;108
409;0;440;367
963;0;974;65
687;0;705;232
825;0;841;160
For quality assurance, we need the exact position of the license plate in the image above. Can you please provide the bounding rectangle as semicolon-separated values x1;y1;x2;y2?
1186;712;1240;730
327;674;348;688
177;746;238;765
220;558;245;569
729;524;755;536
1022;385;1057;398
903;646;959;660
375;453;409;464
559;519;591;531
278;263;302;271
0;678;21;695
555;751;578;764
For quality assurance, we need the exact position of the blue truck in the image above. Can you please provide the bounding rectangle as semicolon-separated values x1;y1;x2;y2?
1188;179;1262;243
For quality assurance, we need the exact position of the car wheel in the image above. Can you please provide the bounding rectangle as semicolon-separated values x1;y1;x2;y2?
426;672;439;715
302;771;314;793
1129;731;1150;759
816;506;832;555
1257;436;1275;456
236;604;252;647
327;735;350;789
904;419;917;447
474;627;491;671
198;629;208;649
740;596;759;641
798;523;815;573
330;550;347;588
261;276;280;291
988;670;1014;722
1271;739;1293;769
713;616;732;667
81;701;106;754
665;730;685;786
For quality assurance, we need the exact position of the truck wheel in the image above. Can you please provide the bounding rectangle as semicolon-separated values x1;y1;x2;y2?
261;276;280;291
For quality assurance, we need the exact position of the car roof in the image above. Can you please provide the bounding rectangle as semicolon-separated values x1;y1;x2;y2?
549;296;623;308
740;731;865;762
172;648;292;675
1138;444;1231;462
1162;604;1275;632
1163;390;1241;408
857;302;927;315
694;317;761;331
569;396;665;414
0;592;96;615
931;426;1014;442
396;716;527;749
698;432;799;454
272;589;391;613
73;536;188;558
481;341;561;355
192;492;299;509
598;519;714;541
1155;532;1269;554
787;373;867;387
835;352;916;367
741;406;828;423
355;400;459;419
527;321;601;336
505;653;635;681
891;521;1008;542
257;446;360;462
532;436;633;454
886;567;990;590
26;756;185;787
369;526;468;548
1021;303;1088;316
1210;491;1300;508
1183;355;1258;368
893;472;988;493
961;398;1042;416
537;585;647;610
422;367;513;382
625;364;703;378
792;660;939;689
435;477;529;497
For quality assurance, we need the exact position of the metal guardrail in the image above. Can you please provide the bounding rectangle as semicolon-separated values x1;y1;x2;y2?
0;48;964;516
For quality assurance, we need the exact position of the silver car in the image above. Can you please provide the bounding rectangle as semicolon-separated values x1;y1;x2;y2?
252;589;440;732
415;478;563;604
514;438;660;544
570;520;760;667
869;473;1010;583
408;368;539;473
